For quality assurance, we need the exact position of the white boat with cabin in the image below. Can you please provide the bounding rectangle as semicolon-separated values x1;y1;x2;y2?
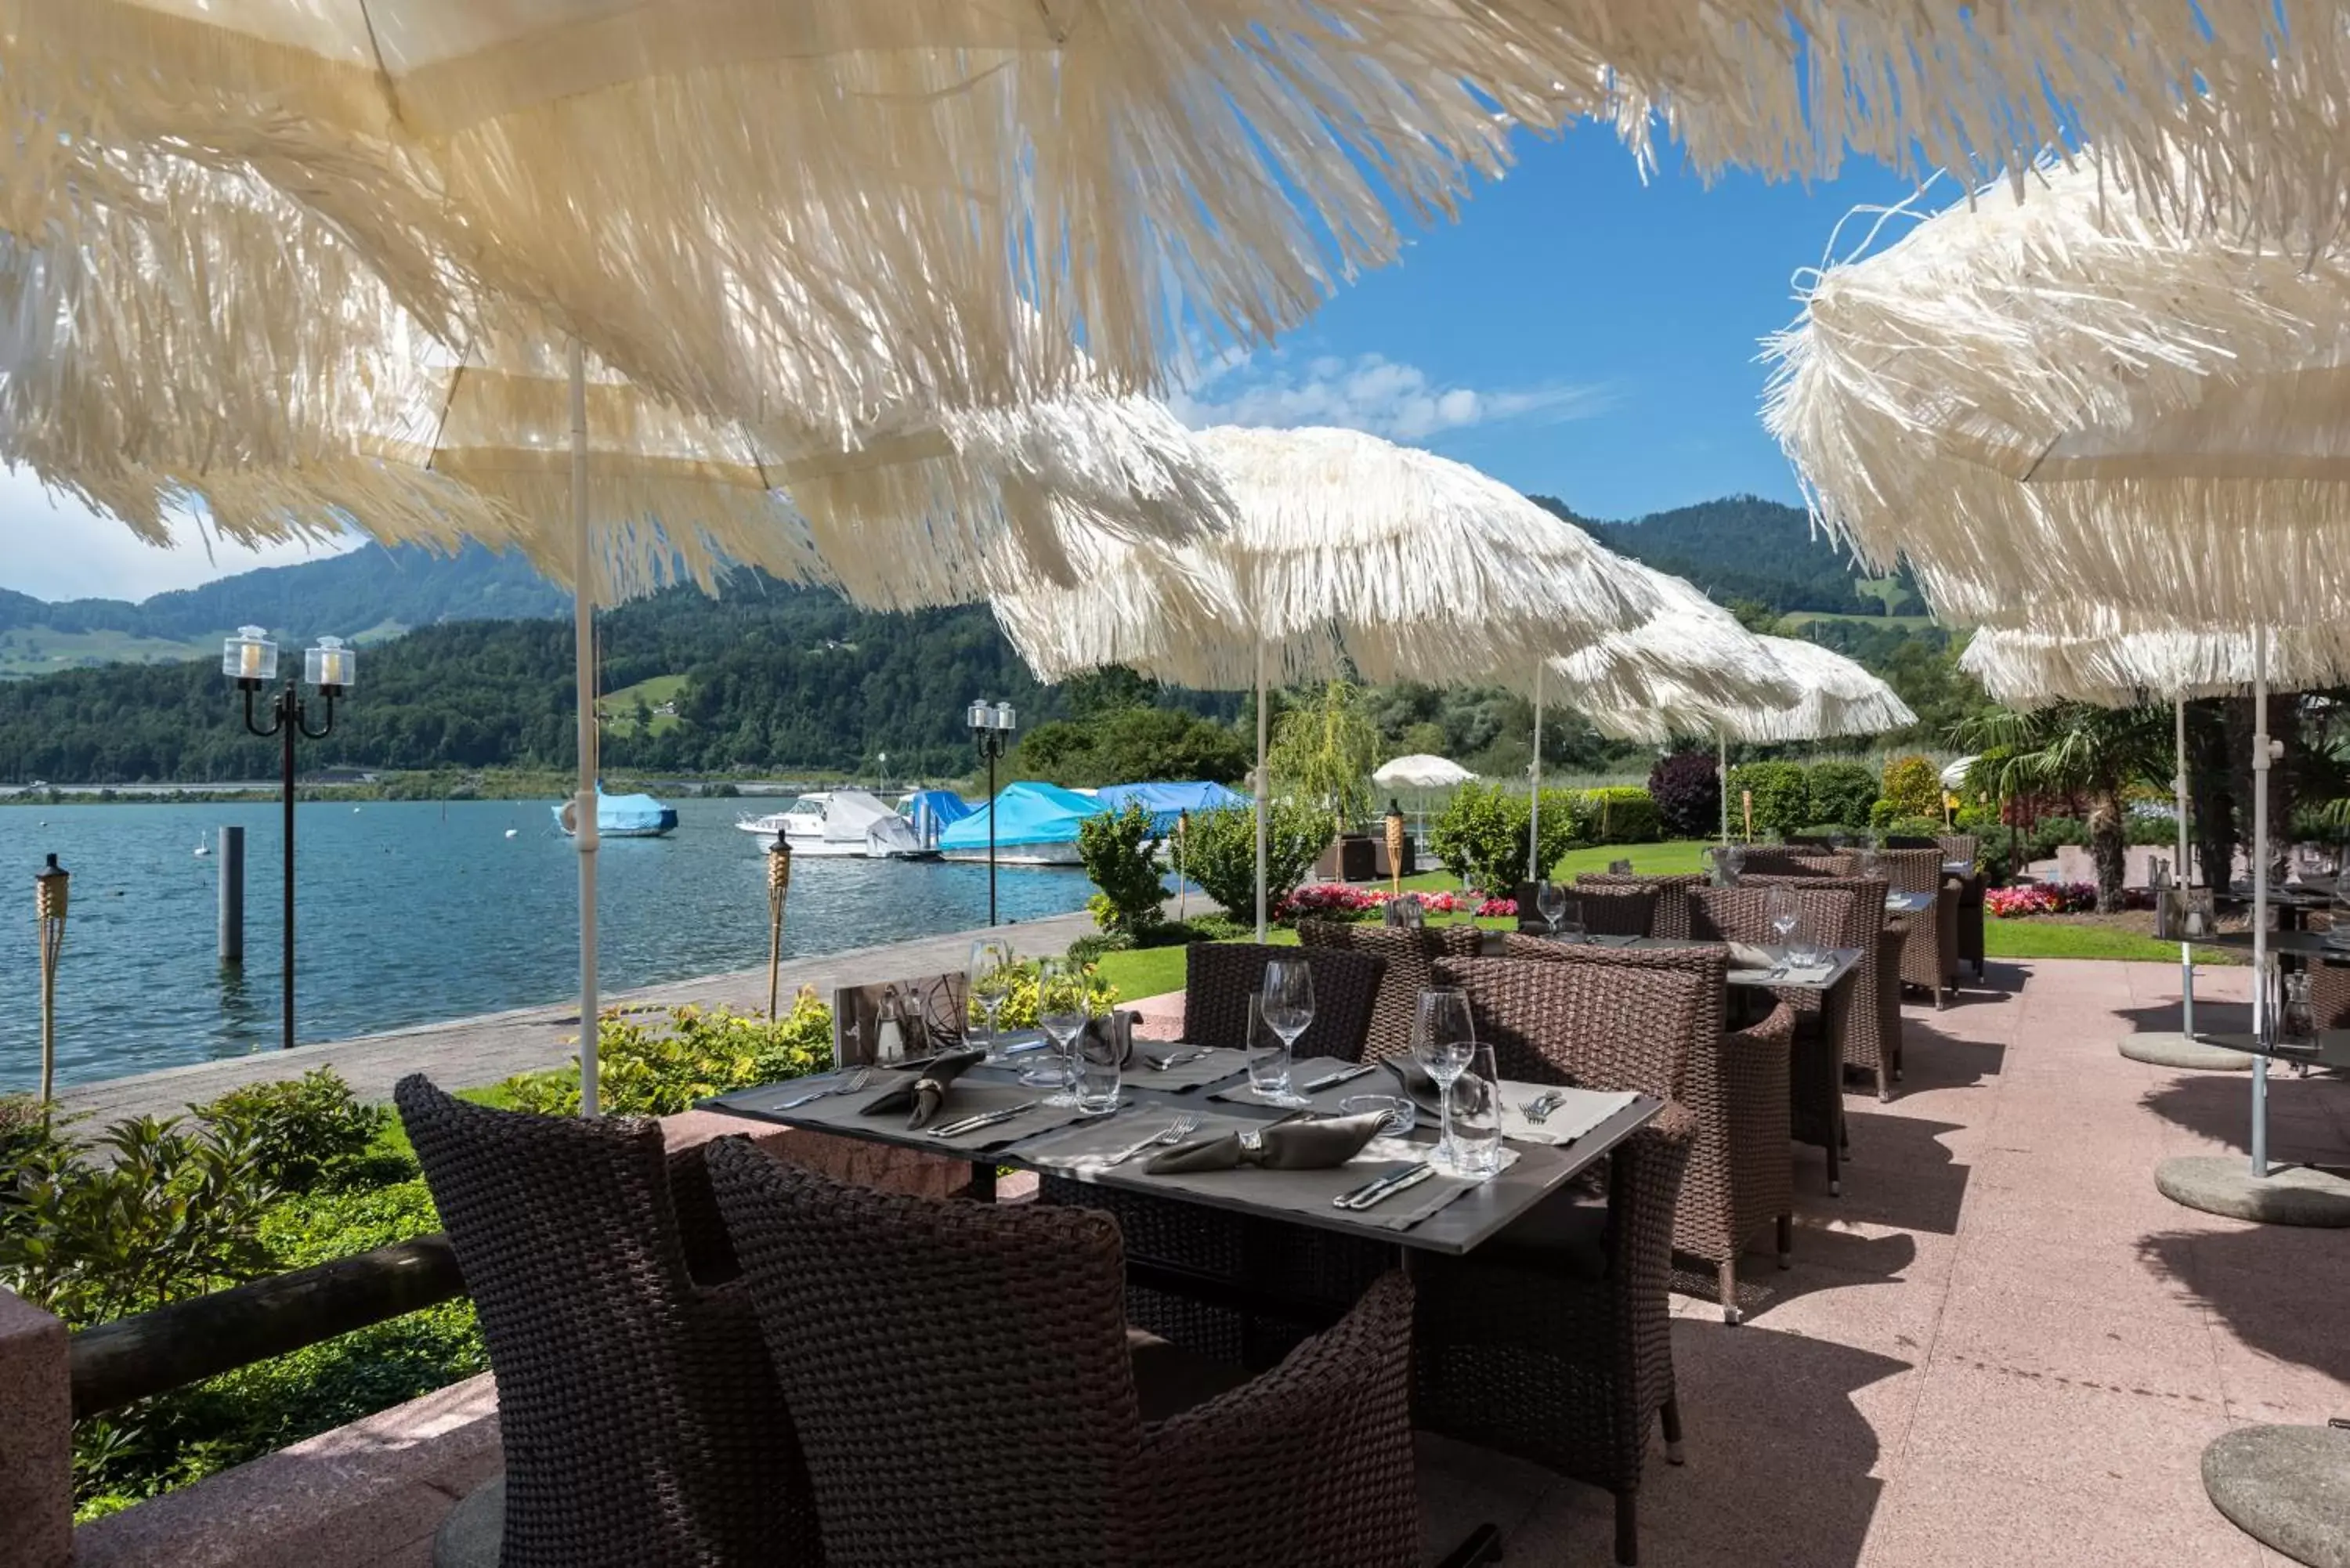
735;789;930;858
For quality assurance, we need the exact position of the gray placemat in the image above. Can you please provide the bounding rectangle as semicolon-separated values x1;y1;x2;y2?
1209;1057;1366;1108
1498;1083;1637;1147
1539;931;1642;948
1735;958;1835;985
718;1066;919;1120
718;1071;1108;1151
1124;1042;1251;1092
1039;1111;1517;1233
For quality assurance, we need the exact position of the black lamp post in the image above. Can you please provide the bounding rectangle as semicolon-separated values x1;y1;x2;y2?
226;626;353;1051
966;699;1017;925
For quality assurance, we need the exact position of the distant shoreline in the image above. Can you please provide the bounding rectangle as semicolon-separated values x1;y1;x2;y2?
0;771;956;806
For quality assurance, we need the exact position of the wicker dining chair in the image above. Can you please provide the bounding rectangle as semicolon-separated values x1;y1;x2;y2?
1178;940;1385;1061
1513;880;1657;938
1577;872;1708;939
1856;847;1960;1006
1499;935;1795;1324
394;1076;818;1568
1938;834;1988;980
704;1139;1421;1568
1295;919;1480;1064
1423;955;1701;1568
1737;874;1900;1101
1737;847;1842;878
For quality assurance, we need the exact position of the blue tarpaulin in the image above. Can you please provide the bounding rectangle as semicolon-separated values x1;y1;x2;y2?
902;788;975;849
551;784;678;837
1094;780;1250;833
937;781;1106;851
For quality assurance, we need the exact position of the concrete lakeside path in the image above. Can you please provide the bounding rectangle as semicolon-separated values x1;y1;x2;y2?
58;906;1104;1127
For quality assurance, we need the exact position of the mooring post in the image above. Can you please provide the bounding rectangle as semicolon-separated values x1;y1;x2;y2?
218;824;245;965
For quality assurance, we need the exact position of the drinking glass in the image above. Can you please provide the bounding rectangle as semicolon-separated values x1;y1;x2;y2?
1245;994;1293;1103
1412;988;1478;1172
1073;1021;1123;1114
1854;846;1883;882
968;938;1017;1062
1259;959;1316;1106
1029;958;1085;1106
2280;970;2318;1050
1447;1045;1504;1180
1765;883;1799;950
1535;880;1567;934
1607;858;1634;876
1787;911;1825;968
1551;895;1585;942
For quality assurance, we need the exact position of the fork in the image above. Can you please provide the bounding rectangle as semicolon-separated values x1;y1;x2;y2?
777;1067;872;1110
1144;1048;1209;1072
1520;1089;1567;1124
1104;1113;1199;1167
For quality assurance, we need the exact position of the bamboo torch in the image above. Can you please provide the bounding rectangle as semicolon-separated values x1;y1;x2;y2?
35;853;67;1102
765;830;794;1020
1385;798;1407;895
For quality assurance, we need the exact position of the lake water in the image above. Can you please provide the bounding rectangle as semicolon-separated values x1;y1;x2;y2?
0;800;1093;1092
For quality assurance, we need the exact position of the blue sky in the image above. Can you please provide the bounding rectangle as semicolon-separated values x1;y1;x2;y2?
0;130;1918;602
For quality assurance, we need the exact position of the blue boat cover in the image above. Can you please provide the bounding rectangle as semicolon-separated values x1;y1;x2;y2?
902;789;975;838
1094;780;1250;833
936;781;1107;851
551;783;678;835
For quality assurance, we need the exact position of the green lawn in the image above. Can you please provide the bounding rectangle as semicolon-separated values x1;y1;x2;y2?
1985;920;2244;965
598;673;689;736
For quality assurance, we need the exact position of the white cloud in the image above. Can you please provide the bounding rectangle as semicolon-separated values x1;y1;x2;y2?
1170;350;1613;443
0;470;359;602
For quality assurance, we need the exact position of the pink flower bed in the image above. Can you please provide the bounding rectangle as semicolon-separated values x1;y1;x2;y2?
1985;882;2157;918
1278;883;1504;921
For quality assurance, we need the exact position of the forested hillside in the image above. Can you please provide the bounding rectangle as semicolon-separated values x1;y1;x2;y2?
1535;493;1916;618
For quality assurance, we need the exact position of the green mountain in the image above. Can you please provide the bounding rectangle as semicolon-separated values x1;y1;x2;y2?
1531;493;1920;620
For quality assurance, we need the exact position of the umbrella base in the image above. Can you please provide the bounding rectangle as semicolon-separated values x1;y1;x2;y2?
2119;1031;2255;1071
2203;1424;2350;1568
2156;1156;2350;1227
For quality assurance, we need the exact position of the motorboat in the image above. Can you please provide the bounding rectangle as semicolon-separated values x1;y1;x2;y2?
554;785;679;838
736;789;930;858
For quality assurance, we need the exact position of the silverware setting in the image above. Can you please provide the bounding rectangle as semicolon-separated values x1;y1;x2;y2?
1104;1113;1200;1166
925;1100;1039;1139
1333;1162;1436;1211
1520;1090;1567;1124
1301;1063;1376;1092
777;1067;873;1109
1143;1047;1211;1072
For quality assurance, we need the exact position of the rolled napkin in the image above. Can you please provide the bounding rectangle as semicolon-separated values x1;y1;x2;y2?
1145;1112;1388;1174
1726;941;1779;971
861;1047;986;1129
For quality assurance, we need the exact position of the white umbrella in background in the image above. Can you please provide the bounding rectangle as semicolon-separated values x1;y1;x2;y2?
1373;755;1478;789
996;425;1669;935
1769;154;2350;1212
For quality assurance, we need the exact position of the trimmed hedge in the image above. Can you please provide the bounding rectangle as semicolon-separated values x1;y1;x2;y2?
1804;761;1878;831
1576;786;1661;844
1726;761;1809;839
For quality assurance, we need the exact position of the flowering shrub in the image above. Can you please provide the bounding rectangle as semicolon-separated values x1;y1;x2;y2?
1985;883;2157;918
1275;883;1484;921
1475;897;1517;919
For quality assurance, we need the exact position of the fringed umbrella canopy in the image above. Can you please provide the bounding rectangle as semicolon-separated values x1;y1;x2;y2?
1961;625;2350;710
1584;636;1913;745
1373;755;1477;789
1542;562;1801;713
997;426;1666;687
11;5;2348;435
1765;154;2350;630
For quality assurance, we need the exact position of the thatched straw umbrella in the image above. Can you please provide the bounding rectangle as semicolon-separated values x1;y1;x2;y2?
995;425;1668;935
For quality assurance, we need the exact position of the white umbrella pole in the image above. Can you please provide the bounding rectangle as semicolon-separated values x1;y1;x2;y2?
2250;628;2270;1178
1528;663;1543;883
569;338;601;1118
2175;692;2196;1039
1718;729;1730;844
1254;634;1269;941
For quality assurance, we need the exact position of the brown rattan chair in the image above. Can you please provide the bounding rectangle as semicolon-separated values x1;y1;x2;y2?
1423;954;1702;1568
1295;919;1480;1064
1861;847;1960;1006
1738;874;1900;1101
1499;935;1796;1324
1687;883;1864;1193
1938;834;1987;980
1179;941;1384;1062
703;1139;1421;1568
1577;872;1708;939
394;1075;818;1568
1737;847;1842;878
1514;881;1657;938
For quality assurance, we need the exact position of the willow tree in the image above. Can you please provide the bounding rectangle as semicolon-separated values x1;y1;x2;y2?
1268;680;1379;843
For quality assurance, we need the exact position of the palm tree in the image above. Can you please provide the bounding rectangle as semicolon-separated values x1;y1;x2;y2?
1958;703;2174;912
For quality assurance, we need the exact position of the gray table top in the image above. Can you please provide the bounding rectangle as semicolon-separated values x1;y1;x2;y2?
706;1062;1662;1256
1885;891;1938;916
2198;1031;2350;1070
1597;936;1863;992
2204;930;2350;962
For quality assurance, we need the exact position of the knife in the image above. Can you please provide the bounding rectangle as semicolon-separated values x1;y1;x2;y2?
1301;1063;1377;1092
924;1101;1039;1139
1335;1162;1437;1211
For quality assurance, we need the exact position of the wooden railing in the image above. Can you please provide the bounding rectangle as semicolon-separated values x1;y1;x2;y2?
67;1236;465;1418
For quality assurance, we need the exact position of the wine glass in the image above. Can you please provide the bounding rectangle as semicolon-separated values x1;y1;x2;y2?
1535;880;1567;935
1029;957;1086;1106
1259;958;1316;1107
968;938;1015;1061
1765;883;1799;952
1413;988;1478;1172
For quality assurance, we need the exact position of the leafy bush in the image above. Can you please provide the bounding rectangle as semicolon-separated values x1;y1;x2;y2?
501;995;834;1117
1180;803;1327;920
988;959;1119;1028
1576;786;1661;844
1879;754;1943;819
1647;751;1720;838
1076;803;1170;937
1804;761;1878;831
1427;782;1579;893
1868;811;1947;837
192;1070;386;1194
1725;761;1809;839
1987;882;2157;917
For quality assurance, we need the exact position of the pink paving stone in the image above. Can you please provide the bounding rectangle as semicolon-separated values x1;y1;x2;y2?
0;1288;70;1568
1126;988;1185;1039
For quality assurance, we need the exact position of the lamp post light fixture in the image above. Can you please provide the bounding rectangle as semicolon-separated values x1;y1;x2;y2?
225;626;352;1052
966;699;1018;925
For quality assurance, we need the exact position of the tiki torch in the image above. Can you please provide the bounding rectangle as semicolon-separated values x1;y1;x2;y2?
1385;798;1407;894
766;829;794;1019
35;853;67;1102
